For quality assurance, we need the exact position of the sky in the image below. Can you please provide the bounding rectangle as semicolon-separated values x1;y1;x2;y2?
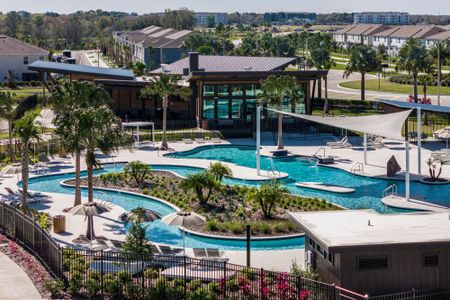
0;0;449;15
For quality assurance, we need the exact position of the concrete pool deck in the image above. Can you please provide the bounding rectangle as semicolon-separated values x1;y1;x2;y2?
2;135;449;272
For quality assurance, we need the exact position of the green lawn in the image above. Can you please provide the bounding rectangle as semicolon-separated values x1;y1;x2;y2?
0;87;44;99
340;79;450;95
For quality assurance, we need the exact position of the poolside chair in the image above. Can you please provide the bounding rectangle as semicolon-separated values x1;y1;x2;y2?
182;133;193;144
195;132;206;143
159;245;176;255
90;260;146;275
206;248;228;262
151;244;162;255
326;136;348;147
211;132;222;144
193;248;208;258
4;187;20;200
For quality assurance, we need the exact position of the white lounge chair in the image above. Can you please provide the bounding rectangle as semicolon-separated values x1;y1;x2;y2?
182;133;193;144
211;132;222;144
195;132;206;143
327;136;348;147
90;260;146;275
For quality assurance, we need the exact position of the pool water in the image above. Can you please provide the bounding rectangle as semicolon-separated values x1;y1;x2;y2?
26;164;304;251
166;145;450;213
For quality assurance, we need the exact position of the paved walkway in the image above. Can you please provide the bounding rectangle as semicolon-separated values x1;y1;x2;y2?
0;252;41;300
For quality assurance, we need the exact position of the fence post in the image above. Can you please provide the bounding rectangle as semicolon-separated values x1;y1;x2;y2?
223;261;227;298
183;256;187;300
260;268;264;297
296;275;302;294
412;288;416;300
100;250;104;294
141;254;145;290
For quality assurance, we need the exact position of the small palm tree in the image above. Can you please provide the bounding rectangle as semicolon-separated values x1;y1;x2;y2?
180;171;219;205
124;161;151;186
0;91;17;162
127;207;147;223
344;45;381;101
246;181;288;219
259;75;302;150
429;41;450;104
397;38;431;102
425;158;444;182
141;74;192;150
14;109;41;214
208;162;232;181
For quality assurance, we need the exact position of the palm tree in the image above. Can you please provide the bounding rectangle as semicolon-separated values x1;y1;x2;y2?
208;162;232;181
124;161;151;186
51;81;112;207
429;41;450;105
246;181;288;219
344;45;381;101
397;38;431;102
308;47;334;113
78;107;128;204
0;91;17;162
141;74;192;150
258;75;302;150
14;109;40;214
180;171;219;205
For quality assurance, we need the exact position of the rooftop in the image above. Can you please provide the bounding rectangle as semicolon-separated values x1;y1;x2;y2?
380;99;450;115
375;25;445;39
426;30;450;41
151;55;297;75
290;210;450;250
0;35;48;56
28;61;135;80
116;25;192;49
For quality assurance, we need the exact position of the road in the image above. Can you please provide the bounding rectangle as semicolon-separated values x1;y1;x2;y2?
72;50;109;68
322;69;450;106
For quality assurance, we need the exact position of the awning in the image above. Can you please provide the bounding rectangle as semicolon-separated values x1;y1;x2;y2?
267;109;413;141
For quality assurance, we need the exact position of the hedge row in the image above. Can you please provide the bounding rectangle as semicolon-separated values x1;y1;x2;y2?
389;74;450;87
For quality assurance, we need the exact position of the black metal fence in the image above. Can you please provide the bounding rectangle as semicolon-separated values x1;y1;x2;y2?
63;248;368;300
0;201;63;278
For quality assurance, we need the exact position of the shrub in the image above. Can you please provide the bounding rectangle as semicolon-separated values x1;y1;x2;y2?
188;288;218;300
67;273;83;296
84;279;100;298
144;268;159;279
124;282;144;299
189;279;202;291
104;279;122;299
117;270;132;284
206;219;220;231
44;279;65;297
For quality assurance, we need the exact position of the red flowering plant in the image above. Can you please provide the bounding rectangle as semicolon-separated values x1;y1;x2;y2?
300;289;312;299
407;95;415;102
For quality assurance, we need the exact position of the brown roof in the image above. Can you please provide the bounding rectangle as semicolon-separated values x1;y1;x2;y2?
426;31;450;41
0;35;48;56
335;24;391;36
375;25;445;39
151;55;297;75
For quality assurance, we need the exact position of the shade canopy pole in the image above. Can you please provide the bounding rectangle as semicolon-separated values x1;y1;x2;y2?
256;106;261;176
363;133;368;165
405;140;410;201
417;107;422;175
137;125;140;149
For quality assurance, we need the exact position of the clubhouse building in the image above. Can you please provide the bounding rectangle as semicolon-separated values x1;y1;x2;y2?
29;53;327;131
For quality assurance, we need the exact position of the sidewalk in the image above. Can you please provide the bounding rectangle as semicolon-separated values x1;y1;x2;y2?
0;252;41;299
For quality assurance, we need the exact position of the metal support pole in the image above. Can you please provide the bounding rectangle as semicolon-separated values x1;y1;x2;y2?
256;106;261;176
405;140;410;202
438;45;441;106
363;133;368;165
417;107;422;175
246;224;251;267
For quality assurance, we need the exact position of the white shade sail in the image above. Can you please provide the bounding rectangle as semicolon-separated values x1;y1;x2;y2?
268;109;413;141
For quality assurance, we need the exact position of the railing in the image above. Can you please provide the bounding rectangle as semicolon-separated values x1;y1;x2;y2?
351;162;364;174
368;287;450;300
0;201;63;278
382;184;398;198
63;248;370;300
313;147;326;158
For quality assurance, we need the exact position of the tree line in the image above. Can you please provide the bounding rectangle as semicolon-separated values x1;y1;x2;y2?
0;9;196;51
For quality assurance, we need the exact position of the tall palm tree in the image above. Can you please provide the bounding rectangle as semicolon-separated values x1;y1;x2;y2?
51;81;112;207
0;91;17;162
78;107;127;204
397;38;431;102
344;45;381;101
308;46;334;113
14;109;40;214
141;74;192;150
429;41;450;104
258;75;302;150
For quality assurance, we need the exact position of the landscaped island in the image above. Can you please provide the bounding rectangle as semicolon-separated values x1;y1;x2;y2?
68;162;341;238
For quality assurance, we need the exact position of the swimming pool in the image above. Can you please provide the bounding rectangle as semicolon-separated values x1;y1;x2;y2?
26;164;304;251
166;145;450;212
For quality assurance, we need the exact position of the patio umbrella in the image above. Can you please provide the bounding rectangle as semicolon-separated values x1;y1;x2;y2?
162;211;206;254
436;127;450;149
119;208;162;223
69;202;111;240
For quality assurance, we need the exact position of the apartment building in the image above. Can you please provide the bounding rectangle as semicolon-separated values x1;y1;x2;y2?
0;35;48;82
354;12;410;25
264;12;317;25
333;24;390;47
195;12;229;26
113;26;192;70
